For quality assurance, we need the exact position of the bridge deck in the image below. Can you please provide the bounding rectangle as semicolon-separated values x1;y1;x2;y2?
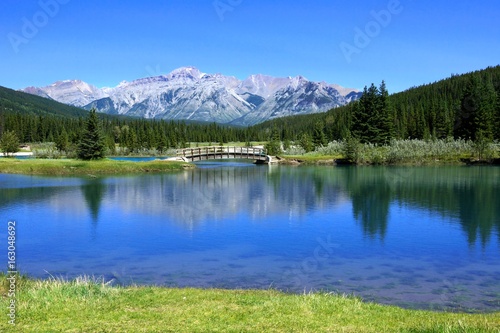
176;146;270;163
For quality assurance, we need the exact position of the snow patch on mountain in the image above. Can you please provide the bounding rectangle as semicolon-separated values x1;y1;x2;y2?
22;67;360;125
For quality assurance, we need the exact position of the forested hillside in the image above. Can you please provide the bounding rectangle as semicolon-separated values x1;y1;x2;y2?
0;86;259;151
253;65;500;145
0;86;89;118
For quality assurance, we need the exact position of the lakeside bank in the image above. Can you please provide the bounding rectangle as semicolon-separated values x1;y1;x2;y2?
0;158;193;176
1;274;499;333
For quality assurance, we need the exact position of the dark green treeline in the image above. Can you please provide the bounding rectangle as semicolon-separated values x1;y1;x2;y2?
254;65;500;145
0;112;263;152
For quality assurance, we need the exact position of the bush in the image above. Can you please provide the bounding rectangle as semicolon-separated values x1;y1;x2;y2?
473;138;495;160
265;140;282;156
283;144;306;155
342;136;361;164
315;141;343;156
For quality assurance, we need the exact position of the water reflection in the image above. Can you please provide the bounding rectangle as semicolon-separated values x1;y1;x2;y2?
1;166;499;246
342;167;391;239
81;178;106;223
102;167;346;230
1;165;499;311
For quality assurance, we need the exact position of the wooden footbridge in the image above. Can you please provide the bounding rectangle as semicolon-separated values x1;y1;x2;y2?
173;146;271;164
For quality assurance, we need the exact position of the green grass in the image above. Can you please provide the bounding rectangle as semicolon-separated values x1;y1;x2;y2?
0;158;194;176
1;274;499;332
280;155;340;165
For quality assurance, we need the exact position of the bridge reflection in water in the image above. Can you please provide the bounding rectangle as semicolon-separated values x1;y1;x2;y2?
175;146;271;164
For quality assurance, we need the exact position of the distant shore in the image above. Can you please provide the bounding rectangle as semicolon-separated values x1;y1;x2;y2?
276;155;500;166
0;158;193;176
1;152;34;157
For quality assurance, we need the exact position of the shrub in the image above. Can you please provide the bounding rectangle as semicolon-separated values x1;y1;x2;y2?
342;136;361;164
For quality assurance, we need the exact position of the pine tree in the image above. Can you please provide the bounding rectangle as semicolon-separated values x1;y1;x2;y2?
127;129;140;153
299;133;313;153
495;93;500;141
0;130;19;157
351;82;393;144
312;121;327;148
77;108;106;160
375;80;394;144
434;101;453;139
342;134;360;164
352;84;381;143
265;127;282;155
157;132;169;154
55;128;69;152
475;79;496;142
455;75;481;140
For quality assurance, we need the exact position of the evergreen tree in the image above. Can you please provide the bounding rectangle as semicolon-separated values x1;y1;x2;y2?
342;134;360;164
434;101;453;139
105;134;116;155
265;128;282;155
127;129;140;153
455;75;481;140
0;130;19;157
351;82;394;144
312;121;327;148
55;128;69;152
495;93;500;141
475;78;496;142
157;132;169;154
77;108;106;160
375;81;394;144
299;133;313;153
352;84;380;143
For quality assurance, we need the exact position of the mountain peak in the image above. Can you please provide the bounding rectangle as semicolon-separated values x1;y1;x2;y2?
21;68;361;125
169;66;205;79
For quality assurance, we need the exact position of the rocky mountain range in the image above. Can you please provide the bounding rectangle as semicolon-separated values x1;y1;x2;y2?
22;67;361;125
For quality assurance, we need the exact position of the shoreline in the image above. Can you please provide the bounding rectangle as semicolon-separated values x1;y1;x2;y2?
1;155;499;177
1;274;498;332
0;158;194;176
276;155;500;166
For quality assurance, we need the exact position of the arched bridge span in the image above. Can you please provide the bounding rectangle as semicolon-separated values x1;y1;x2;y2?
176;146;271;164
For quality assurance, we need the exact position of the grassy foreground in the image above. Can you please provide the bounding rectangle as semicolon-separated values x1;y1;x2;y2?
0;158;194;175
1;275;499;333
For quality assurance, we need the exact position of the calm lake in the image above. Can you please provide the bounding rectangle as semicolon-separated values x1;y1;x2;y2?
1;162;499;311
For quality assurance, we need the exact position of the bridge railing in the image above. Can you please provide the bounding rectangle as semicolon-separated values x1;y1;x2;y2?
176;146;267;159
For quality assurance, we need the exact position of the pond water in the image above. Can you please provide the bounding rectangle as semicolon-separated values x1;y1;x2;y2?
1;163;499;312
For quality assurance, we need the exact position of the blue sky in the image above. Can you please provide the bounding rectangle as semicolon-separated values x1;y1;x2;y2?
1;0;499;93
